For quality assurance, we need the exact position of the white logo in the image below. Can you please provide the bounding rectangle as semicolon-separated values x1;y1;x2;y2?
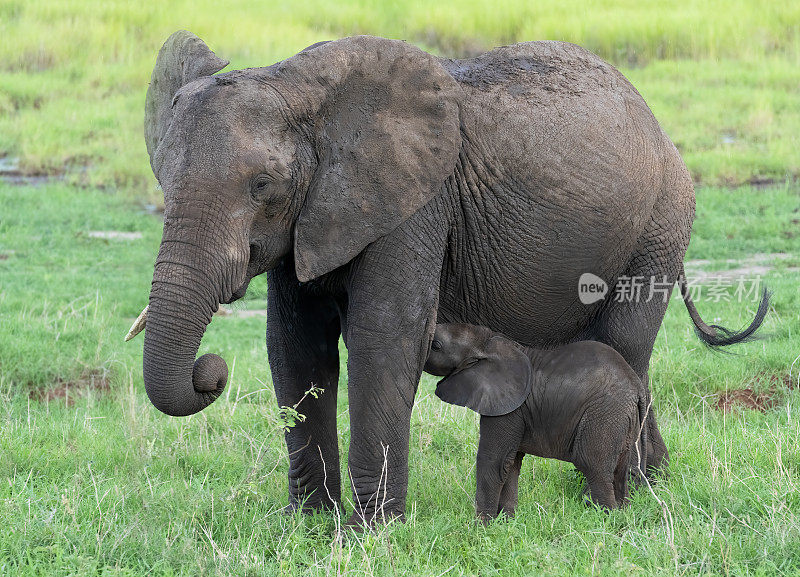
578;273;608;305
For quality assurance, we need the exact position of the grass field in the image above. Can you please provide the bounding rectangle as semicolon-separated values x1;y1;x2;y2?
1;1;799;575
1;0;799;192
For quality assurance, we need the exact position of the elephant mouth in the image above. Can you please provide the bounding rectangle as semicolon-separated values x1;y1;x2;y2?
449;358;479;377
219;242;269;304
223;279;250;304
434;370;465;400
437;365;465;385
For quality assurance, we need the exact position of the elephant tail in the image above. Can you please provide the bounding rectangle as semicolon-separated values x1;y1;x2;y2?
678;265;771;350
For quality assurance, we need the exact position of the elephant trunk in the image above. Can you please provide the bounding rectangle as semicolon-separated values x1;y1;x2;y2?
142;224;245;417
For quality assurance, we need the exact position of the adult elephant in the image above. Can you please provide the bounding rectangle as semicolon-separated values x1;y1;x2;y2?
132;31;768;524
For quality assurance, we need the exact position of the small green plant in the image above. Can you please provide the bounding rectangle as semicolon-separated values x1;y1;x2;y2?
278;384;325;432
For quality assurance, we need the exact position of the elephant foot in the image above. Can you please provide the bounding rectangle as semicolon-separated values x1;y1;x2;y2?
283;497;341;517
645;412;670;480
343;509;405;532
476;511;500;526
644;454;669;482
645;459;669;481
496;507;516;520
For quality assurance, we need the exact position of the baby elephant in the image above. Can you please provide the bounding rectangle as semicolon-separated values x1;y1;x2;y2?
425;323;648;521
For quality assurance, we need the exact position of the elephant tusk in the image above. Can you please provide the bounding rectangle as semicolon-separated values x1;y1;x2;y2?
125;305;148;342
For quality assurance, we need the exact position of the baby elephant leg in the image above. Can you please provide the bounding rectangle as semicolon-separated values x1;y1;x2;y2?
613;447;632;506
475;415;524;523
476;449;521;523
584;473;618;510
497;452;525;518
575;412;632;510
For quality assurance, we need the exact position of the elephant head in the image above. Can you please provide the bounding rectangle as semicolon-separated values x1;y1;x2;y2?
424;324;532;417
137;31;461;416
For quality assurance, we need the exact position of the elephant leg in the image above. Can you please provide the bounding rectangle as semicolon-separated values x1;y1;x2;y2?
497;452;524;518
598;166;692;477
475;415;525;523
584;473;617;510
640;370;667;476
612;447;631;506
267;260;343;512
592;298;670;478
342;207;447;525
586;204;690;478
574;414;627;510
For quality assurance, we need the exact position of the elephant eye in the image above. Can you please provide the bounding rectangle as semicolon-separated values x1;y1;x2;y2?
253;175;273;190
431;340;442;351
250;174;274;200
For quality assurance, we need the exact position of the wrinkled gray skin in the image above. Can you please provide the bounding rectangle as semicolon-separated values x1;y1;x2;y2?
425;323;647;521
141;31;769;525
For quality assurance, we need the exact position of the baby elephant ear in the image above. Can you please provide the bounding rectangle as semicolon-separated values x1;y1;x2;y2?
435;337;532;417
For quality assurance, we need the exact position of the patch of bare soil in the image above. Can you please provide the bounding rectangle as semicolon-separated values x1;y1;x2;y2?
684;252;794;282
0;156;61;186
142;203;164;215
88;231;143;240
716;373;798;413
216;307;267;319
746;176;783;189
30;370;110;406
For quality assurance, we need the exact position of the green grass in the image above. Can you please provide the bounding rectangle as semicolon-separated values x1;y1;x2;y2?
629;59;800;185
1;181;798;575
1;0;799;192
2;1;800;575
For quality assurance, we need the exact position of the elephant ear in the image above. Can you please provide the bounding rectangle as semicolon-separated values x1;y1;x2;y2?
144;30;228;170
435;337;532;417
274;36;462;282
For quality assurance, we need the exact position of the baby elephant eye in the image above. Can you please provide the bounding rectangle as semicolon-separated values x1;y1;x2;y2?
431;340;442;351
